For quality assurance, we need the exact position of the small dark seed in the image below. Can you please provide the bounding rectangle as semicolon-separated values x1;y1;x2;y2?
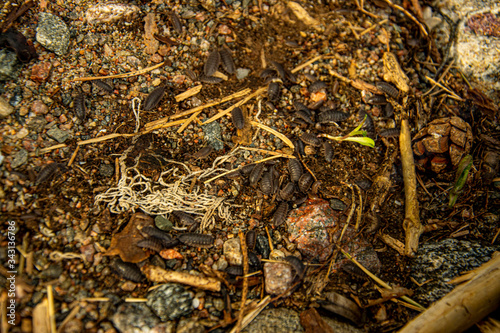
309;80;327;93
284;256;306;279
204;50;221;76
300;132;321;147
376;81;399;99
178;233;214;248
170;12;183;34
112;259;144;283
272;201;289;227
249;163;265;187
379;128;400;138
354;178;372;191
231;107;245;129
298;172;314;193
144;85;166;111
288;158;303;182
219;47;235;74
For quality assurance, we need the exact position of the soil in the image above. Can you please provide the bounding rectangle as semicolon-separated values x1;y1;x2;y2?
1;0;499;332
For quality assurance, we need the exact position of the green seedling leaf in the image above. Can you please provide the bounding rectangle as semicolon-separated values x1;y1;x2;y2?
449;155;473;207
342;136;376;148
318;115;375;148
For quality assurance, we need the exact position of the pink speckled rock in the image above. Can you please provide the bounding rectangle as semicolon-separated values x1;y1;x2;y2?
286;198;380;274
264;262;293;295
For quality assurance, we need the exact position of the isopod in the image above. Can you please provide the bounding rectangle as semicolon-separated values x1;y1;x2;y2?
308;80;327;93
288;158;303;182
112;259;144;283
190;146;213;160
317;110;349;124
231;106;245;129
185;69;198;81
268;81;280;102
359;110;375;136
219;47;235;74
295;140;306;157
172;210;196;225
240;163;256;176
178;233;214;248
379;128;400;138
384;103;394;118
73;90;86;121
204;50;221;76
272;201;289;227
300;132;321;147
226;265;243;276
376;81;399;99
248;251;262;269
366;95;387;105
93;79;113;93
246;230;256;250
298;172;313;192
143;85;166;111
35;163;65;185
249;163;265;187
199;75;223;84
259;167;274;195
260;68;277;80
170;12;183;34
141;226;172;242
322;141;334;162
295;110;314;125
284;255;306;279
270;61;286;80
311;180;322;194
279;182;296;201
293;101;312;117
136;237;165;252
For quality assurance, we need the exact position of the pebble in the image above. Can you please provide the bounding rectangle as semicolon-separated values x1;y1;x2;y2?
0;49;21;80
213;298;225;311
46;127;70;143
329;199;347;211
27;117;48;132
30;62;52;81
10;149;28;169
31;100;49;115
223;238;242;266
146;283;194;321
236;68;251;80
255;234;271;259
242;308;304;333
155;216;173;231
111;303;161;333
202;121;223;151
99;164;114;177
0;97;14;118
36;13;70;55
177;318;205;333
264;262;293;295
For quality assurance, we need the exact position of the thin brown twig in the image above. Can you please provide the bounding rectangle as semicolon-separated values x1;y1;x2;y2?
381;0;428;37
235;231;249;333
72;62;165;82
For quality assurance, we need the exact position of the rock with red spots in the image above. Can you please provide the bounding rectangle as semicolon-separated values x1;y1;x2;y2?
286;198;380;274
264;262;293;295
30;62;52;81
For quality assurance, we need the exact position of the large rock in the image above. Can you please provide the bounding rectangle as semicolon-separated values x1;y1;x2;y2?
36;13;70;55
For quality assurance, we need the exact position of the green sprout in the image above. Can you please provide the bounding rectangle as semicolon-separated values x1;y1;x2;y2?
319;115;375;148
449;155;473;207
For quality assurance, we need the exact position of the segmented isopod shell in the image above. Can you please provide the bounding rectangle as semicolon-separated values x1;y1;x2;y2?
248;251;262;269
93;79;113;93
226;265;243;276
260;68;277;80
199;75;223;84
226;170;241;179
304;145;316;156
384;103;394;118
249;163;265;187
284;255;306;279
272;201;289;227
73;91;86;121
322;141;334;162
279;182;295;201
204;50;221;76
270;61;286;80
376;81;399;98
268;81;280;102
295;140;306;157
219;47;235;74
259;168;274;195
191;146;213;159
112;259;144;283
240;163;256;175
170;12;183;34
246;230;256;250
359;110;375;136
35;163;64;185
136;237;165;252
379;128;400;137
293;101;312;116
143;85;166;111
172;210;196;225
311;180;322;194
295;110;314;125
355;178;372;190
231;107;245;129
317;110;349;124
300;132;321;147
185;69;198;81
285;69;298;83
366;95;387;105
178;233;214;248
308;80;327;93
298;172;314;192
288;159;303;182
141;226;172;242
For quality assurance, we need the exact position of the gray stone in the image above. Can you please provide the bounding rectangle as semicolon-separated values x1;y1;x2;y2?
202;121;223;151
27;116;48;132
263;262;293;295
321;316;366;333
236;68;251;80
213;298;225;311
111;302;162;333
155;216;173;231
411;239;500;305
11;149;28;169
176;318;204;333
0;97;14;118
223;238;242;266
242;308;304;333
146;283;193;321
36;13;70;56
46;127;70;143
99;164;114;177
0;49;22;81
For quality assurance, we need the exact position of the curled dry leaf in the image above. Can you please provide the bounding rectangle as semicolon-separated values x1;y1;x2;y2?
160;248;184;260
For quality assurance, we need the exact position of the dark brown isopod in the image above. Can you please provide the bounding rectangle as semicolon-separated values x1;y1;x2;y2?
143;85;166;111
285;69;298;84
154;33;179;46
35;163;65;185
226;170;241;179
322;141;334;162
231;107;245;129
248;251;262;269
272;201;289;227
219;47;235;74
293;101;312;117
279;182;296;201
300;132;321;147
376;81;399;99
259;168;274;195
170;12;183;34
317;110;349;124
288;158;303;182
268;81;280;102
366;95;387;105
136;237;165;252
384;103;394;118
311;180;322;194
295;110;314;125
240;163;256;176
298;172;313;193
112;259;144;283
204;50;221;76
191;146;213;159
73;90;86;121
226;265;243;276
379;128;400;138
172;210;196;225
246;230;256;250
199;75;223;84
270;61;286;80
141;226;172;242
260;68;277;80
185;69;198;81
93;79;113;93
355;178;372;190
295;140;306;157
308;80;327;93
249;163;265;187
359;110;375;136
178;233;214;248
284;255;306;279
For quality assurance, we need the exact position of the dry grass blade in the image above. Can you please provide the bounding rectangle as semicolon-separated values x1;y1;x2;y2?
250;121;294;149
72;62;165;82
47;286;56;333
234;231;249;333
177;111;201;134
291;55;323;73
424;75;464;101
175;84;202;102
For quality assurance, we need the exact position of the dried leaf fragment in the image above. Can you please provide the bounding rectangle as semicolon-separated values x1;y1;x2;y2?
287;2;321;31
382;52;409;93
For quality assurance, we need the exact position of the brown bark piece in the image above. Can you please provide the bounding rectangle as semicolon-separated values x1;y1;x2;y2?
300;308;335;333
142;265;221;292
144;13;159;55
